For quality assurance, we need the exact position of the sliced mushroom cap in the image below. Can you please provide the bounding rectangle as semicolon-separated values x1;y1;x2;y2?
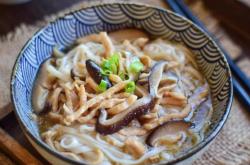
32;59;55;114
96;96;154;135
36;59;56;89
190;99;212;132
32;85;49;114
148;61;168;97
86;59;111;88
146;121;193;147
185;84;209;120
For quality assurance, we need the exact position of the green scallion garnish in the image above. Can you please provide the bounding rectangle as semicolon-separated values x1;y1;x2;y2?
109;52;119;66
119;72;125;80
101;60;112;75
119;72;129;80
125;81;136;93
129;59;144;73
101;53;120;75
98;80;108;92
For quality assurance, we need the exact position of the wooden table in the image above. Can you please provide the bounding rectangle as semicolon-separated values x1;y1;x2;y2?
0;0;249;164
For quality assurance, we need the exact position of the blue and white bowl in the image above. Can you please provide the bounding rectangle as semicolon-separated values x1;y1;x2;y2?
11;2;233;165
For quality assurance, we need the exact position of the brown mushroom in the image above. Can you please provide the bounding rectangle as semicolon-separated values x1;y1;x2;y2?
146;121;193;147
32;59;58;114
86;59;111;88
191;99;211;132
185;84;209;121
96;96;154;135
32;85;49;114
148;61;168;97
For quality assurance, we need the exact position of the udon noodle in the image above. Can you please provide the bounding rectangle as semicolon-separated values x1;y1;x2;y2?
33;30;213;165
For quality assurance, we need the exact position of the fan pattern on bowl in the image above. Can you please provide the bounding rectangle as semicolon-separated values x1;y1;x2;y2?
12;3;231;142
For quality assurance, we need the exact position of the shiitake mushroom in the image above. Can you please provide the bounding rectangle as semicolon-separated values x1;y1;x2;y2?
86;59;102;83
96;96;155;135
146;120;193;147
86;59;112;88
148;61;168;97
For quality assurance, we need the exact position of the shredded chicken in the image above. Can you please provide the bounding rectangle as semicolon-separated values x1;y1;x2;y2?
34;31;212;165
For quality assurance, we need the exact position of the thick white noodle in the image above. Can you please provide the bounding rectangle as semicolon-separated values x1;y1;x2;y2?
38;32;213;165
60;135;92;153
55;126;166;165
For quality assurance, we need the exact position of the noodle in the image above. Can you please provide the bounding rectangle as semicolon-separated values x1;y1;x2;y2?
34;31;213;165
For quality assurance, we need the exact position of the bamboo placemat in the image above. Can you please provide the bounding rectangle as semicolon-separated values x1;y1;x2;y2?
0;0;249;164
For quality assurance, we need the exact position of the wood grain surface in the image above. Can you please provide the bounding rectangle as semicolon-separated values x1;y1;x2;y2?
0;128;42;165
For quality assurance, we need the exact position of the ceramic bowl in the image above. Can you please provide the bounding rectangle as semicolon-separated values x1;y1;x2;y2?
10;2;233;165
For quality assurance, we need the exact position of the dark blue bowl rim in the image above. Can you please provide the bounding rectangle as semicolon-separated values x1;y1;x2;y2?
10;2;233;165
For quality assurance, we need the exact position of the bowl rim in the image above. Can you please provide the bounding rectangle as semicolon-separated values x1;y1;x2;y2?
10;2;233;165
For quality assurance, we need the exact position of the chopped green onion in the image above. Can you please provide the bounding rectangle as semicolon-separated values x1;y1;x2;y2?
101;53;120;75
101;60;112;75
129;59;144;73
109;53;119;66
98;80;108;92
119;72;125;80
102;60;111;70
111;62;118;74
119;72;129;80
125;81;136;93
101;69;112;76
